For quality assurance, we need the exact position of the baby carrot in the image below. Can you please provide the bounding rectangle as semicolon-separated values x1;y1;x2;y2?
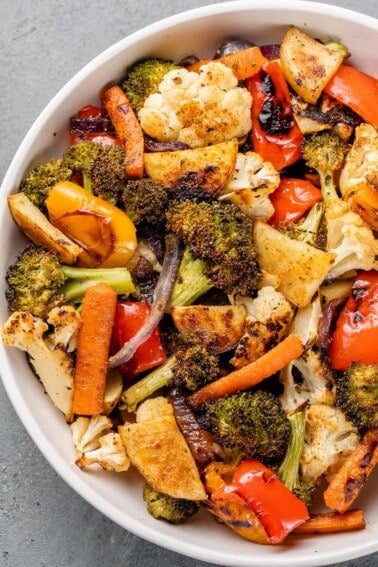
102;85;144;179
189;334;304;407
72;282;117;416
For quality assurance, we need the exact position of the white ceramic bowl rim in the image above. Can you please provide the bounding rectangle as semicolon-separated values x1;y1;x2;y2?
1;2;377;566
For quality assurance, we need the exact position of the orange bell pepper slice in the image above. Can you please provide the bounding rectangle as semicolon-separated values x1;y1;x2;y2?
46;181;137;268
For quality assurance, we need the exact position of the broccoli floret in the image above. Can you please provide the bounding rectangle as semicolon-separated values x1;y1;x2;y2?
197;390;290;465
63;142;126;199
120;343;221;411
5;245;135;319
143;483;198;524
169;246;214;307
302;131;349;201
89;144;126;203
122;178;169;225
169;344;221;392
278;412;316;506
166;200;261;297
284;202;326;249
336;363;378;430
19;159;72;212
121;58;179;114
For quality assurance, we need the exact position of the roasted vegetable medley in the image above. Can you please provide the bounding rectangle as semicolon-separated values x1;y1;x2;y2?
2;25;378;544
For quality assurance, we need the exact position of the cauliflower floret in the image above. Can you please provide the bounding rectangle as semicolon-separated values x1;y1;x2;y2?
71;415;130;472
76;432;130;472
280;348;335;414
231;286;294;367
2;309;79;422
139;61;252;148
339;123;378;200
47;305;81;352
71;415;113;454
301;404;359;484
220;152;280;220
324;199;378;279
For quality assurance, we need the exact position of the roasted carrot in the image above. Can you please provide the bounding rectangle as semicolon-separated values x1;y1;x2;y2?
72;282;117;416
102;85;144;179
189;334;304;407
294;510;365;534
188;46;267;80
323;430;378;513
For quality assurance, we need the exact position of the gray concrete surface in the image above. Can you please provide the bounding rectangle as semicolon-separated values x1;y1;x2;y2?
0;1;377;566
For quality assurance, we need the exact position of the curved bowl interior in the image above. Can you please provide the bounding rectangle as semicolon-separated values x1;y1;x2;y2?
0;2;377;566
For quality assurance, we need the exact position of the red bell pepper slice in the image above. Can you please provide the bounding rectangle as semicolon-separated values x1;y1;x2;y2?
247;61;304;171
111;301;167;381
77;105;104;118
324;65;378;129
329;271;378;371
232;459;309;544
269;177;322;226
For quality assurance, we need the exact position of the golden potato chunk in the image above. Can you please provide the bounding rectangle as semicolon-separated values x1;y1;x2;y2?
143;139;238;196
119;397;206;501
8;192;83;264
253;221;334;308
171;304;247;353
280;26;345;104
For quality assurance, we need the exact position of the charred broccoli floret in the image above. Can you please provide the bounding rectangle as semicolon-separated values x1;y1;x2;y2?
197;390;290;465
278;412;316;506
121;58;179;113
19;159;72;212
88;144;126;203
143;483;198;524
5;245;135;319
302;131;349;201
169;246;214;307
336;363;378;430
122;178;169;225
166;200;261;297
120;342;221;411
169;343;221;392
63;141;126;200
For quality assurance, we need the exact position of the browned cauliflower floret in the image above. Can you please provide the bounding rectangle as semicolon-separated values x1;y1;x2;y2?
138;62;252;148
300;404;359;484
339;123;378;200
220;152;280;220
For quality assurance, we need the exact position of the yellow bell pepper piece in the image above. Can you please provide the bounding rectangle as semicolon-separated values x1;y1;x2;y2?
46;181;137;268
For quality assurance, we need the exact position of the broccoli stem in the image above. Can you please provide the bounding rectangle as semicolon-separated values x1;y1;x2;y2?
169;246;213;307
318;170;339;202
82;171;93;193
278;411;305;490
286;202;325;247
60;266;135;302
120;354;177;412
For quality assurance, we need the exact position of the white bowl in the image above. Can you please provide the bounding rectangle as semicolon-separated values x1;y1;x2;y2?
1;2;377;565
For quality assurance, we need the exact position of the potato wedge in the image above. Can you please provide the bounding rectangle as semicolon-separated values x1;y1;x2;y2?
280;26;345;104
253;221;334;308
143;138;238;195
8;192;83;264
171;304;247;353
119;397;206;501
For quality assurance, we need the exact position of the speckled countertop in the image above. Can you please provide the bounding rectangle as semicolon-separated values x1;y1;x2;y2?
0;1;377;566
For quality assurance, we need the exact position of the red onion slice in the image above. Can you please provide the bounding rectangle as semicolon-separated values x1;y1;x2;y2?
108;234;180;369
